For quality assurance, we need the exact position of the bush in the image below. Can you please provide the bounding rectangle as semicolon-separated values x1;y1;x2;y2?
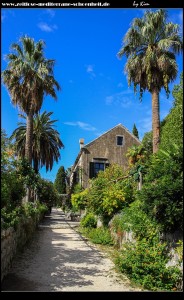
115;237;182;291
138;145;183;232
1;206;22;230
80;212;97;228
88;164;134;224
111;200;160;240
1;201;48;230
81;227;114;245
71;189;89;211
37;179;59;209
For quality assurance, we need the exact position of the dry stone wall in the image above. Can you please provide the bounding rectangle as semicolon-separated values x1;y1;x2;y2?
1;213;44;282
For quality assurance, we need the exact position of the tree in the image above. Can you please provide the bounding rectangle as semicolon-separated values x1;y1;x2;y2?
54;166;66;194
142;131;153;158
10;111;64;173
1;36;61;164
37;179;59;211
160;72;183;151
132;123;139;139
118;9;183;153
138;144;183;232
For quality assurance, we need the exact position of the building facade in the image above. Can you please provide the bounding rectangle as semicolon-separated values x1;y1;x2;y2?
70;123;141;189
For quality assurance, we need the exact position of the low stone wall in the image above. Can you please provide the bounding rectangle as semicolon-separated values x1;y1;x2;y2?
110;227;183;271
1;213;44;282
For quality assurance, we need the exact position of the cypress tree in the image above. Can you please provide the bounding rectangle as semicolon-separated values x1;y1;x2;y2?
132;123;139;139
54;166;66;194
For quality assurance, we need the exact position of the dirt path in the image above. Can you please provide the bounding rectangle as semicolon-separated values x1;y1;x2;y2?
1;208;141;292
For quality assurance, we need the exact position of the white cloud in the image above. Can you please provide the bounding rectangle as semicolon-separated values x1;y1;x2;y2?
105;90;134;108
85;64;96;78
1;13;6;22
1;10;15;22
137;109;152;140
46;9;55;18
64;121;96;131
117;82;123;88
106;96;114;105
38;22;57;32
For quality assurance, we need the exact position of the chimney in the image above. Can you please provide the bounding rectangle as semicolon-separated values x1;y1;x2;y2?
79;138;84;149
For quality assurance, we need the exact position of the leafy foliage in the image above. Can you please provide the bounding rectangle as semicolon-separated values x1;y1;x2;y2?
80;212;97;228
118;9;183;153
138;144;183;232
118;9;182;98
115;237;182;291
80;227;114;245
1;201;47;230
37;179;59;209
160;72;183;151
111;200;160;241
11;112;64;173
88;164;134;225
141;131;153;157
54;166;66;194
2;36;61;163
132;123;139;139
71;189;89;211
1;130;30;208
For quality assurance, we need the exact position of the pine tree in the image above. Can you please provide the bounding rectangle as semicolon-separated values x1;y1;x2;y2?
132;124;139;139
54;166;66;194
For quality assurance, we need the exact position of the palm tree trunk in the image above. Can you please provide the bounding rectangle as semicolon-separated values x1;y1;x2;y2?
152;89;160;153
25;111;33;164
25;111;33;202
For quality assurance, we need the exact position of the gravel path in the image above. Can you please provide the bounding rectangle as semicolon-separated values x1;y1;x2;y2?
1;208;141;292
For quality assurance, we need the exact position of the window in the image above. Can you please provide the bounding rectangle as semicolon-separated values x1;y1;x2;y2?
94;163;105;177
89;160;109;178
117;136;123;146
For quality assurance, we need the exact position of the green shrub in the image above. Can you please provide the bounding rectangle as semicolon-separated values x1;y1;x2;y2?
80;212;97;228
88;164;134;224
111;200;160;240
1;206;22;229
1;201;47;230
81;227;114;245
115;237;182;291
138;145;183;232
71;189;89;211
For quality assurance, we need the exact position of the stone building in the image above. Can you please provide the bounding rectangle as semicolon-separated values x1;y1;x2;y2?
70;123;141;189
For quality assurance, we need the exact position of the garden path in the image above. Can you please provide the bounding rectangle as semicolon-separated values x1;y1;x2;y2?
1;208;142;292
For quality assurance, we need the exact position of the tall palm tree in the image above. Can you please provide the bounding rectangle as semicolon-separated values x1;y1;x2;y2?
118;9;183;153
2;36;61;163
10;111;64;174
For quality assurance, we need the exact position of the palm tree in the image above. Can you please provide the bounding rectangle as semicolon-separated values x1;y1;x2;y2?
2;36;61;163
118;9;183;153
10;111;64;174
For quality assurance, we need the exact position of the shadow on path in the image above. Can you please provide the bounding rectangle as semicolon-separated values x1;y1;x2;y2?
1;208;119;292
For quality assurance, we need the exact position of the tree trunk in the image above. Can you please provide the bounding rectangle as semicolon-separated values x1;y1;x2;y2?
152;89;160;153
25;111;33;202
25;111;33;164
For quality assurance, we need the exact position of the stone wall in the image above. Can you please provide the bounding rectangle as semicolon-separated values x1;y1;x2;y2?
110;227;183;271
73;124;141;189
1;213;44;282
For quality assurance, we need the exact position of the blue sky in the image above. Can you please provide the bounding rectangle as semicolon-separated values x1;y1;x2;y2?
1;7;183;182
